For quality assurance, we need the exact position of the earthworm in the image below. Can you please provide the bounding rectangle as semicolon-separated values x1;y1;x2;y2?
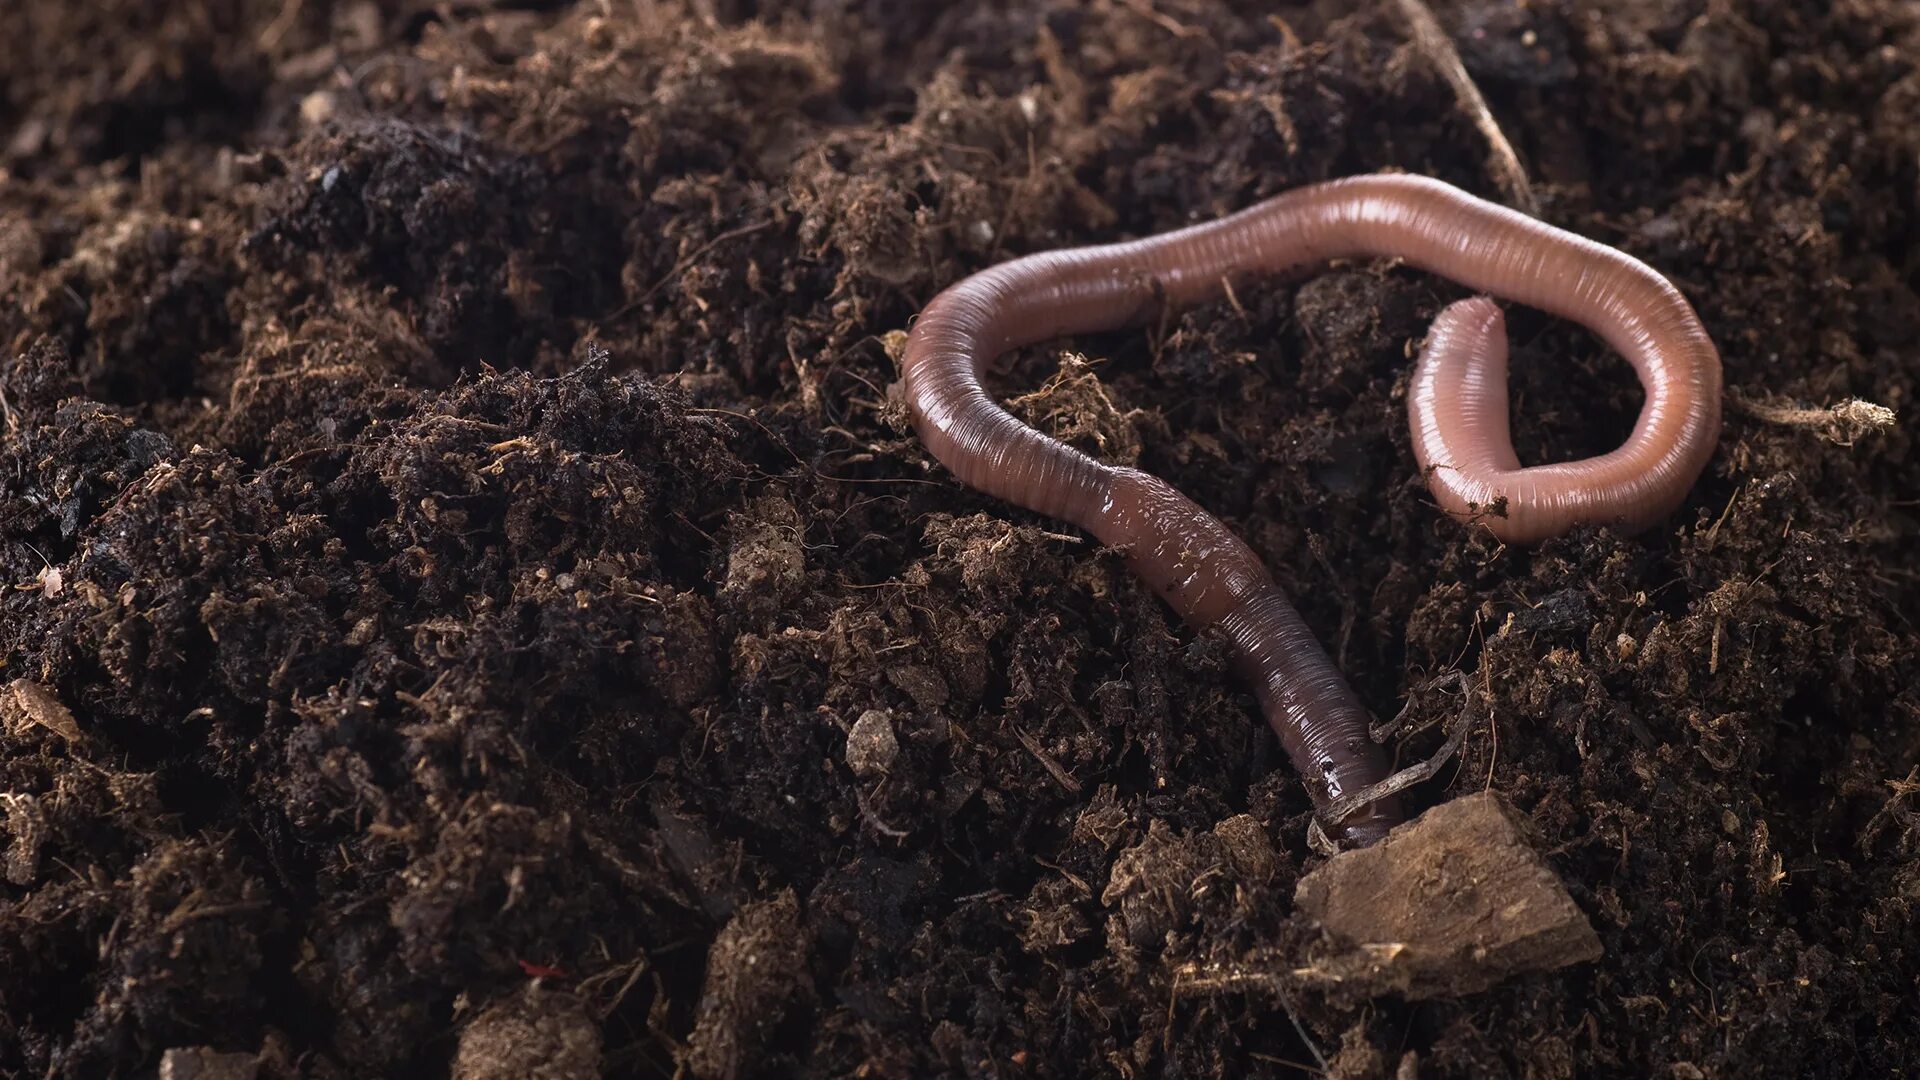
900;173;1722;846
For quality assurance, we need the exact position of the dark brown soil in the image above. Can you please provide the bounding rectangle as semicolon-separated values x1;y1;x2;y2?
3;1;1918;1077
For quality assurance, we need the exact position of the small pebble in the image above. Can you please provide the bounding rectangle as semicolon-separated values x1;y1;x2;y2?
845;709;899;777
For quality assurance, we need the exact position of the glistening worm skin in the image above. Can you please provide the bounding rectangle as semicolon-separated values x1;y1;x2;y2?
900;174;1723;846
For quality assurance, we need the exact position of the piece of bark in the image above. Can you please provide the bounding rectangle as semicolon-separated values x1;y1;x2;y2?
1293;792;1601;998
3;678;85;743
158;1047;259;1080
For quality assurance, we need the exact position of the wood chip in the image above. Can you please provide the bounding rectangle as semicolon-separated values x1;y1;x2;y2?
1293;792;1600;998
4;678;85;743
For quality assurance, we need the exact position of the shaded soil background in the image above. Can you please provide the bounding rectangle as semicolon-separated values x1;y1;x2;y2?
2;0;1918;1076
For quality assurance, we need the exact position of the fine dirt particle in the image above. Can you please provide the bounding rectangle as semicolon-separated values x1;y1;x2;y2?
1294;792;1603;999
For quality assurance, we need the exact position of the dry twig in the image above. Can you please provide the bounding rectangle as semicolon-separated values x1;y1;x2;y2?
1728;389;1897;447
1392;0;1539;216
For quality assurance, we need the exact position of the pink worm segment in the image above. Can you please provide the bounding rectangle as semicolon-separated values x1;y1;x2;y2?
900;174;1722;846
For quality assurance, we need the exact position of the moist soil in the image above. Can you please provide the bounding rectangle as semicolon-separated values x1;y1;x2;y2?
2;1;1918;1077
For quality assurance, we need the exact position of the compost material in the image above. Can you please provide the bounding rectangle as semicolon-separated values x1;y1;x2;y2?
2;1;1917;1077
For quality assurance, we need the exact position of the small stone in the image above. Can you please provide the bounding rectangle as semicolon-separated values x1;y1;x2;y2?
1293;792;1601;999
299;91;341;128
158;1047;259;1080
845;710;899;778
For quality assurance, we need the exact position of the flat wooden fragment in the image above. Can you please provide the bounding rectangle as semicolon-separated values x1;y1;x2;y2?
3;678;84;743
1293;792;1601;999
159;1047;260;1080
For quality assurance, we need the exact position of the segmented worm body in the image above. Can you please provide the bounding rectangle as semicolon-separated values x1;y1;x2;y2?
901;174;1721;845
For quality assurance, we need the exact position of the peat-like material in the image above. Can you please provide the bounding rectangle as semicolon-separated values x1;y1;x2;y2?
2;1;1918;1077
